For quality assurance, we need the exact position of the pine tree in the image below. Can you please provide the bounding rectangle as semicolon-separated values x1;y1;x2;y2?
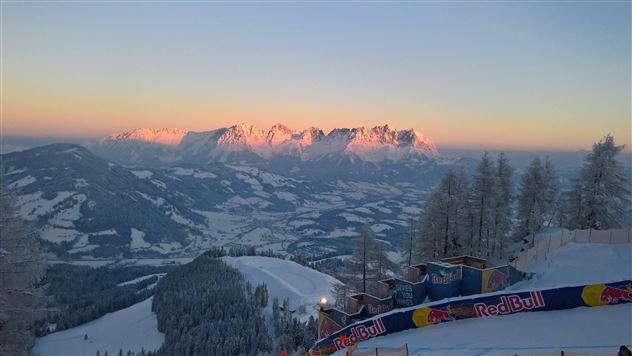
272;297;280;333
565;134;630;229
469;152;497;256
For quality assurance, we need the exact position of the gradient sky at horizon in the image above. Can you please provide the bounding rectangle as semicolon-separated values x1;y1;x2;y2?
1;1;630;151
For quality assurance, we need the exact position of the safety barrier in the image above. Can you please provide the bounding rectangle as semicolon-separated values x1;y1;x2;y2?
319;255;526;339
511;228;632;271
309;280;632;355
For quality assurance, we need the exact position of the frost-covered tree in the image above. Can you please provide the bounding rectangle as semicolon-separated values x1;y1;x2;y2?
0;187;46;356
375;241;388;283
346;226;379;293
400;217;418;268
272;297;280;332
514;157;558;244
469;152;497;256
331;282;350;310
419;171;470;259
542;156;559;227
254;283;269;308
565;134;630;230
491;152;514;258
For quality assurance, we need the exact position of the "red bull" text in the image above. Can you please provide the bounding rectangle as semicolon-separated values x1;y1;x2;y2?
332;318;386;351
600;286;632;304
474;291;545;317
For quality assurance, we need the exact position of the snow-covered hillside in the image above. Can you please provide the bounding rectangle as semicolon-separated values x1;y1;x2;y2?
224;256;342;321
335;242;632;355
33;298;163;356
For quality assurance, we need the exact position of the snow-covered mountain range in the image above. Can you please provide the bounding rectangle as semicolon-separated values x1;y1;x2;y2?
96;124;438;165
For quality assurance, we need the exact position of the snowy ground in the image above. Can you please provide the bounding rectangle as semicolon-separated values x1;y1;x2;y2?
224;256;342;321
343;304;631;356
333;242;632;356
33;297;164;356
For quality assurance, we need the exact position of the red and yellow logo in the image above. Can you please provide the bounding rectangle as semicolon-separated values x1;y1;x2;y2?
582;284;632;307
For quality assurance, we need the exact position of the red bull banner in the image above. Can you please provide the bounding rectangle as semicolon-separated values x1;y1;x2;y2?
309;280;632;355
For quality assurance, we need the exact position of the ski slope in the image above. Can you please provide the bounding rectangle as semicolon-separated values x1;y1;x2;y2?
224;256;342;321
33;297;164;356
341;303;631;356
334;243;632;356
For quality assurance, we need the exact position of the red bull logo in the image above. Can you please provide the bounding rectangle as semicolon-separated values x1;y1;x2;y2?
474;291;545;317
600;286;632;304
486;270;508;291
411;307;454;327
431;269;461;284
332;318;386;351
427;308;454;323
582;283;632;307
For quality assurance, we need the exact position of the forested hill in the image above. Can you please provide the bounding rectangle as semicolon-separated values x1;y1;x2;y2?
150;251;272;355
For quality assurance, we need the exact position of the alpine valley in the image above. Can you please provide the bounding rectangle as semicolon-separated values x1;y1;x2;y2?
1;124;472;259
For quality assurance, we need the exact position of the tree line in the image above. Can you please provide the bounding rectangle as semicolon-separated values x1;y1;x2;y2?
334;134;630;300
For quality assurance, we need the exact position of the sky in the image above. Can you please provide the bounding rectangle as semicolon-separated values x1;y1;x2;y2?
1;1;630;151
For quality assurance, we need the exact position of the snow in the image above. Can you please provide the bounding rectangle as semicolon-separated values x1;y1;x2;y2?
224;256;342;321
129;228;151;249
48;194;86;228
275;191;298;202
341;304;632;356
339;212;373;224
510;243;632;290
33;297;164;356
130;170;153;179
4;167;26;175
169;167;217;179
149;242;183;254
235;172;264;191
7;175;36;189
39;227;82;244
328;228;359;238
137;192;165;207
105;128;188;146
150;179;167;190
91;229;117;236
288;219;317;228
333;242;632;355
371;223;392;233
117;273;167;287
74;178;89;189
352;207;374;214
18;191;76;220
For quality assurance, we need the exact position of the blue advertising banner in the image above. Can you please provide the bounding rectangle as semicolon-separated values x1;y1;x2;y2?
309;280;632;355
393;277;427;307
460;266;483;296
426;262;462;301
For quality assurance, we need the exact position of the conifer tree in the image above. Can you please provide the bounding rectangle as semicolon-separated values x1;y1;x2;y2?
565;134;630;229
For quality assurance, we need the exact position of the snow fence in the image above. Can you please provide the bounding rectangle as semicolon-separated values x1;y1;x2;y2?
511;228;632;271
309;280;632;355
